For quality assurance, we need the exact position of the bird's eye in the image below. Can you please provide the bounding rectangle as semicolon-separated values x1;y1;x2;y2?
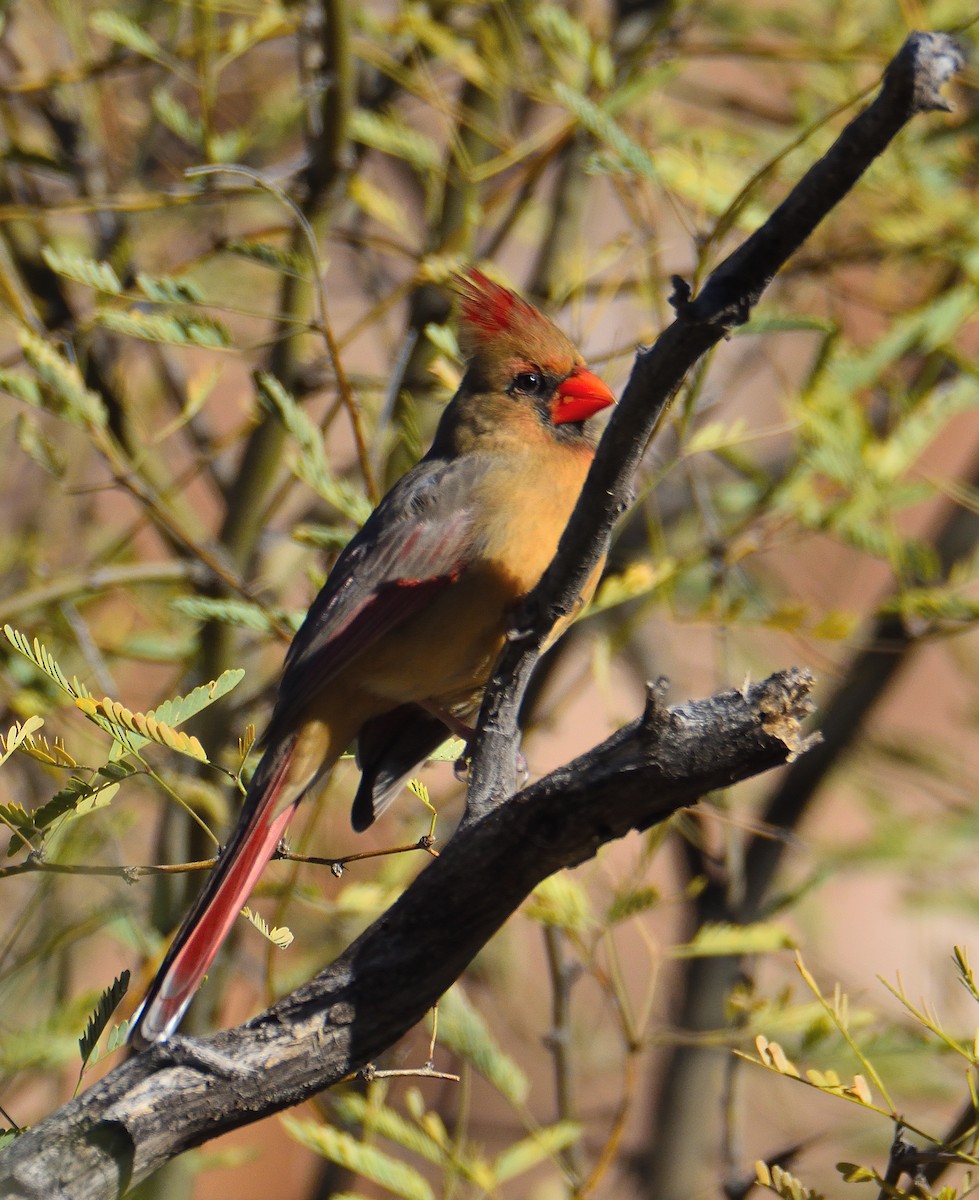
512;371;545;396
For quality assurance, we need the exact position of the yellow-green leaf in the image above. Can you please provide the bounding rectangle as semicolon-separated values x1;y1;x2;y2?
282;1118;435;1200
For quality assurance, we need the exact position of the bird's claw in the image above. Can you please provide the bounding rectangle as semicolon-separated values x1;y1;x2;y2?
454;749;528;786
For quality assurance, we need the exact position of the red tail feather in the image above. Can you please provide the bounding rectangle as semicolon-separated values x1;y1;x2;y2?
130;742;299;1047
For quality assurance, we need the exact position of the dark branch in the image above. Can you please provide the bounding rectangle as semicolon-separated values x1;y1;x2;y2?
464;29;964;818
0;669;815;1200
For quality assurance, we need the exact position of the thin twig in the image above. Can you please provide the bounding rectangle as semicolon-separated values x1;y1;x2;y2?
0;561;209;624
543;924;585;1187
359;1062;460;1084
0;857;217;882
278;836;440;873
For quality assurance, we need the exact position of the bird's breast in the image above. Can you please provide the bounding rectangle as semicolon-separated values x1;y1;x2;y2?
468;443;594;590
354;443;598;709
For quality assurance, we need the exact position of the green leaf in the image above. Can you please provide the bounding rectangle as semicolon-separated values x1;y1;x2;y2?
135;272;203;304
423;322;461;362
425;736;466;763
684;417;751;458
41;247;122;294
0;367;42;407
222;2;289;64
953;945;979;1003
26;777;120;845
530;6;592;65
348;176;413;239
291;523;357;550
525;873;593;933
209;128;253;163
606;885;659;924
106;1021;131;1053
0;715;45;768
552;81;656;180
735;315;837;336
18;330;107;429
871;376;979;483
5;772;123;855
74;695;209;761
151;89;203;148
399;7;489;88
670;921;796;958
588;559;676;616
283;1117;435;1200
349;110;442;174
837;1162;877;1184
78;971;131;1070
837;285;978;391
223;238;309;277
0;1019;82;1072
757;1160;825;1199
96;309;231;348
0;801;38;856
332;1093;445;1166
885;585;979;625
436;987;528;1106
255;372;372;523
3;625;84;700
15;412;66;477
89;10;174;66
148;669;245;731
172;596;299;635
493;1121;582;1183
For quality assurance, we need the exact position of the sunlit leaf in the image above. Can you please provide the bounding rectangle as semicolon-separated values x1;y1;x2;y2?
283;1117;435;1200
436;987;528;1107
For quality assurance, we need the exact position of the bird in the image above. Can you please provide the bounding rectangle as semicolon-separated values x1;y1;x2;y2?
129;268;615;1048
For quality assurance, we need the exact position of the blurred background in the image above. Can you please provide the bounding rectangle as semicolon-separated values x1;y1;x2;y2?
0;0;978;1197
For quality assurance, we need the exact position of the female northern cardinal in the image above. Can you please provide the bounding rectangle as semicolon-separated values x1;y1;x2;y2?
130;269;615;1047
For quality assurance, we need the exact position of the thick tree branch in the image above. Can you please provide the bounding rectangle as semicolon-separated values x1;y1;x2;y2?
464;30;964;816
0;669;815;1200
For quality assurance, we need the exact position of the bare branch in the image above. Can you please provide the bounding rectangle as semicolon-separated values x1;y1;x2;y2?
0;669;815;1200
464;30;965;817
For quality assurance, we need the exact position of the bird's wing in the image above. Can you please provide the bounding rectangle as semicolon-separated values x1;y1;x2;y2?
129;455;488;1048
265;454;487;738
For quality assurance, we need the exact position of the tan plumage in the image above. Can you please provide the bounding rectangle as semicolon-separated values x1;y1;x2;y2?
130;268;615;1048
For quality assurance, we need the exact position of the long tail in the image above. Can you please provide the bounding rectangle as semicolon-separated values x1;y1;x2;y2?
130;736;307;1049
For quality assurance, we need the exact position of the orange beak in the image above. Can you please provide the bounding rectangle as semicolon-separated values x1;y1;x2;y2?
551;367;616;425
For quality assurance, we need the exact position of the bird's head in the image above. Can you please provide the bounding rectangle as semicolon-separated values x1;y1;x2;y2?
447;269;615;441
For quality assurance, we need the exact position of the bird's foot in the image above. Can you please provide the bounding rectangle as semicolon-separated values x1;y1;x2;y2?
420;701;476;743
453;749;528;786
